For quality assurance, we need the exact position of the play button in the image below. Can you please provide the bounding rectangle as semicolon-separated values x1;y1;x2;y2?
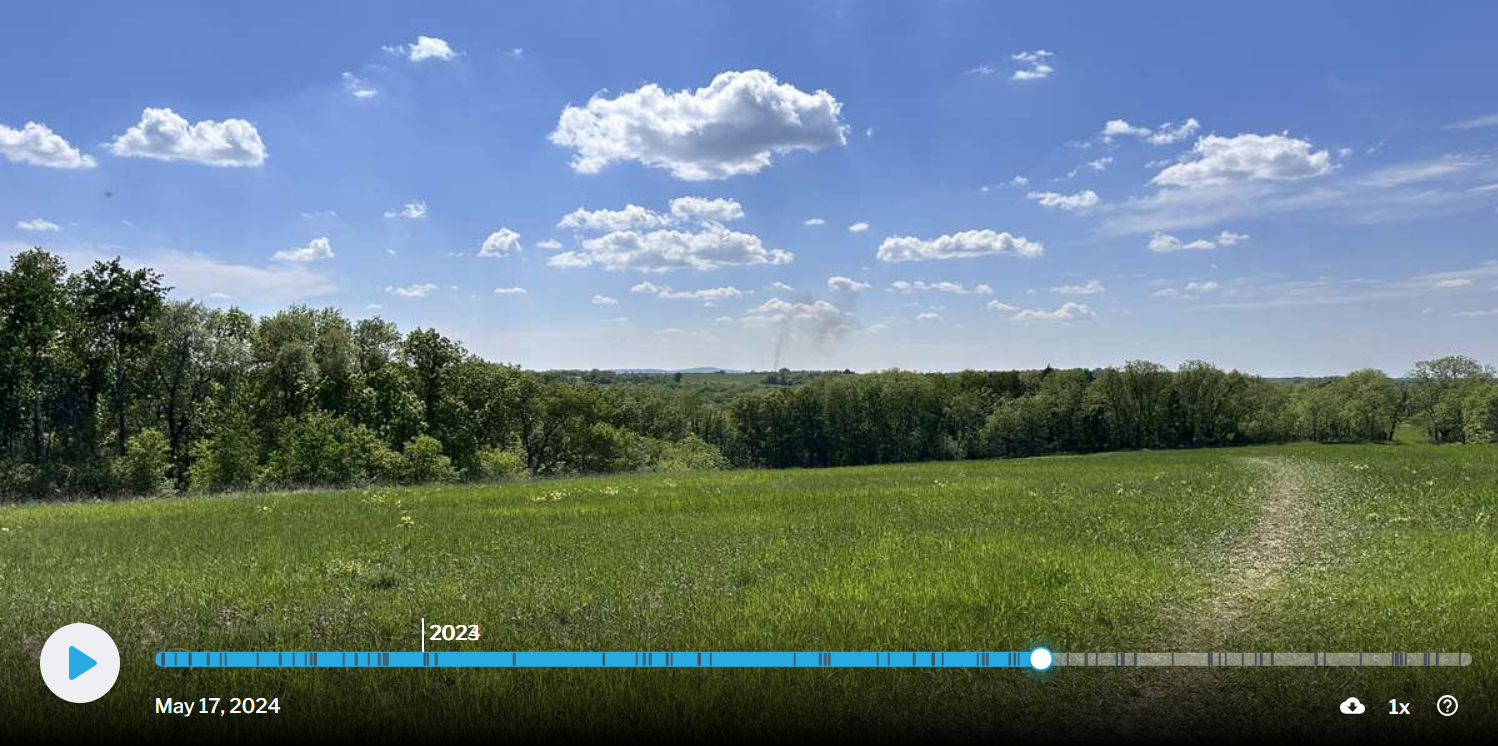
69;646;97;680
40;623;119;703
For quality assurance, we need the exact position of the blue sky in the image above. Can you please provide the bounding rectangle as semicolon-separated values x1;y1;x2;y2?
3;1;1496;375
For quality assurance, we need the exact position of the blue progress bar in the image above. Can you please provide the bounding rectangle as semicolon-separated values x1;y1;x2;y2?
156;651;1037;669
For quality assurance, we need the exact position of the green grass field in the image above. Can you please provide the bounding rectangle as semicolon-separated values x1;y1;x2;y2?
1;443;1492;739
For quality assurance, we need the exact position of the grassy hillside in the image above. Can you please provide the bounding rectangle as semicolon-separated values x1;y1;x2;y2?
1;443;1491;739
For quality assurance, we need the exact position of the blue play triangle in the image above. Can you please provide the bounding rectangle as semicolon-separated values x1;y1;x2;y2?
68;646;96;680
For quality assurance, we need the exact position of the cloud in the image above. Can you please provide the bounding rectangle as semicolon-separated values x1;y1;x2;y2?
536;238;563;250
1010;50;1055;81
385;200;427;219
550;69;847;180
479;228;522;257
106;108;267;167
1051;279;1105;295
663;286;747;300
888;280;992;295
0;122;97;169
632;281;749;300
986;300;1019;312
592;295;619;305
1107;118;1200;145
1103;119;1152;140
16;218;61;232
1442;112;1498;130
1432;278;1473;288
558;204;671;232
668;196;744;224
1149;119;1202;145
827;276;870;292
1153;280;1221;299
1453;308;1498;317
386;35;457;62
1087;157;1114;172
770;281;794;292
25;245;337;305
1012;302;1095;321
877;229;1043;263
803;217;826;226
916;312;943;321
494;286;527;295
1026;189;1100;211
1152;133;1332;188
550;198;791;273
847;221;870;233
342;72;377;99
271;236;334;263
1146;230;1249;253
383;283;439;298
557;196;747;239
743;297;850;337
1357;155;1482;188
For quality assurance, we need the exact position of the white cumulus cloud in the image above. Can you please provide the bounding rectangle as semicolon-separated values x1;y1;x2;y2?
1051;279;1105;295
1152;133;1332;188
803;217;826;226
272;236;334;263
480;228;522;257
386;36;457;62
877;230;1043;263
549;70;847;180
668;196;745;224
0;122;97;169
592;295;619;305
1010;50;1055;81
383;283;439;298
827;276;871;292
1012;302;1095;321
106;108;266;167
1147;230;1249;253
494;287;528;295
16;218;61;232
558;204;672;232
848;222;870;233
342;72;378;99
385;200;427;219
1153;281;1221;299
550;198;791;273
1026;189;1100;211
888;280;992;295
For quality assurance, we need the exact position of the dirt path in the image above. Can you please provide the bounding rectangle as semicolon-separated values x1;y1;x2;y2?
1112;455;1325;736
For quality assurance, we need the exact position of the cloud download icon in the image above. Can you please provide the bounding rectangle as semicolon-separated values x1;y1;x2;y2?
1340;697;1366;715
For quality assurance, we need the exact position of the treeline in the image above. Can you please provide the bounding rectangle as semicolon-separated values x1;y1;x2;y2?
1;248;1495;500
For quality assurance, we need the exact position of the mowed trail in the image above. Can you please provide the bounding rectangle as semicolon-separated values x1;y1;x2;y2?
1114;455;1330;736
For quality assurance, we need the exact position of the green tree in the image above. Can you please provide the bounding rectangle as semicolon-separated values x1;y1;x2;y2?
114;428;173;496
0;249;69;463
74;258;166;456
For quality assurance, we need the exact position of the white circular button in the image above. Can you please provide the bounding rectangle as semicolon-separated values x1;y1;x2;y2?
40;623;120;703
1437;695;1458;717
1029;647;1053;671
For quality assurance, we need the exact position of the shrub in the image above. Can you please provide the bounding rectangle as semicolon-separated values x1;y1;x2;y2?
650;434;728;472
264;411;388;487
113;429;173;496
0;461;45;500
476;446;528;480
187;411;261;493
1462;383;1498;444
399;435;458;484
